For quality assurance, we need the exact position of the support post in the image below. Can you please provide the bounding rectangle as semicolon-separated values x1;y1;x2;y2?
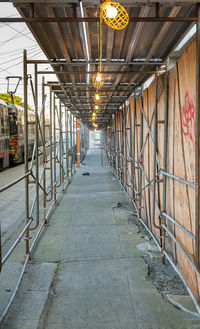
161;72;169;264
139;96;144;218
53;94;57;204
129;101;133;197
65;108;69;176
152;67;161;229
132;93;136;201
34;64;39;228
47;86;53;202
70;112;73;178
42;76;47;222
23;50;30;255
77;119;80;167
195;4;200;270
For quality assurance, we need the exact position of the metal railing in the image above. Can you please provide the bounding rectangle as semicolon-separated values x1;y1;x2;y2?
0;52;89;325
105;68;200;313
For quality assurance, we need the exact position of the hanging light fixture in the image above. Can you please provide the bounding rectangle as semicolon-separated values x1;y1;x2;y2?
101;0;129;30
92;6;105;91
94;93;101;104
92;72;104;89
94;104;100;111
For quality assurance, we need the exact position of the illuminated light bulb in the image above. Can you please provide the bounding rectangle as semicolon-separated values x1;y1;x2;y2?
105;3;118;18
92;72;104;89
92;112;96;117
95;93;100;101
95;105;99;110
101;0;129;30
96;73;102;82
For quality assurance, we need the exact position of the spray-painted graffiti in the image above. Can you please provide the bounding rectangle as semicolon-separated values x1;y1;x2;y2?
182;91;195;149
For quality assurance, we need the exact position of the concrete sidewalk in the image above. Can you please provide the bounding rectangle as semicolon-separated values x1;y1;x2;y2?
2;148;200;329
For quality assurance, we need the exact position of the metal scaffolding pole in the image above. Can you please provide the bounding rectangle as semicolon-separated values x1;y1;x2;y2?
53;94;57;204
195;4;200;270
23;50;30;256
77;119;80;167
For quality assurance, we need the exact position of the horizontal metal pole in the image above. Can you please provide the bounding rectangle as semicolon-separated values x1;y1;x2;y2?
2;219;33;265
160;170;195;188
163;250;200;314
0;16;197;23
114;165;200;314
38;70;155;75
47;81;139;87
162;212;195;240
162;224;200;276
0;172;31;193
28;59;164;66
52;88;132;92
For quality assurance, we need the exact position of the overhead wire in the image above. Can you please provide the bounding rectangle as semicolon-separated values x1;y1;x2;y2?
0;49;44;74
0;48;42;66
0;28;32;47
0;45;38;56
4;23;36;42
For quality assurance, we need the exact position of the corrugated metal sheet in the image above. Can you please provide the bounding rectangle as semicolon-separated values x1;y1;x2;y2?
13;0;196;128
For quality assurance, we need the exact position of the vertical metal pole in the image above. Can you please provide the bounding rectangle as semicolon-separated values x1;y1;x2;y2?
161;72;169;264
47;86;53;202
66;108;68;172
101;147;103;166
59;100;62;186
34;64;39;227
74;116;77;171
117;115;119;175
139;96;144;218
70;112;73;178
152;67;160;229
132;94;136;201
61;106;64;187
195;5;200;270
77;119;80;167
53;94;57;204
66;108;69;177
24;50;29;255
72;114;75;173
124;104;127;189
121;106;125;184
114;114;116;171
129;102;133;197
109;126;112;165
42;76;47;222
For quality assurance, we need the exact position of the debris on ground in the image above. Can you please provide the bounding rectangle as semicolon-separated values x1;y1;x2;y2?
82;172;90;175
112;202;123;208
127;211;189;297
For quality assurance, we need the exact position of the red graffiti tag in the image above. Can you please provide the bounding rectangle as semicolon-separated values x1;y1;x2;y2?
182;91;195;149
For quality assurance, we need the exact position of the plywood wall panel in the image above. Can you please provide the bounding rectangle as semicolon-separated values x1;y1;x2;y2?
110;38;200;301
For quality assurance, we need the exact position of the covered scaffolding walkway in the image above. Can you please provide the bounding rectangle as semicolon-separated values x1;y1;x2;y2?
1;0;200;327
1;148;200;329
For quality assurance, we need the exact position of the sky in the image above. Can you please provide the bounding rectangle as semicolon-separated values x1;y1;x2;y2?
0;3;58;111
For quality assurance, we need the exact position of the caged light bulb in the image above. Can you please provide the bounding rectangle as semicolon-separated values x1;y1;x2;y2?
105;4;118;18
96;73;102;82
